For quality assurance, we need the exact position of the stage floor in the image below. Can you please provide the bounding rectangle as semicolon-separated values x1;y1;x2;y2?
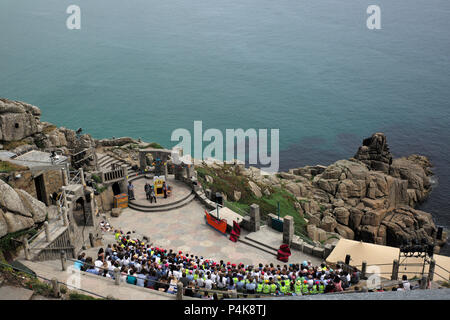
130;175;192;207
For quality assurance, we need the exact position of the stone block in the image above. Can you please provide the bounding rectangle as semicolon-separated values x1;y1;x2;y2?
111;208;122;217
303;243;314;255
312;246;325;258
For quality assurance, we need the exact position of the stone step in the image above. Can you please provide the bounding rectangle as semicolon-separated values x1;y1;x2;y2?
129;191;194;210
244;234;280;252
128;193;196;212
238;238;278;257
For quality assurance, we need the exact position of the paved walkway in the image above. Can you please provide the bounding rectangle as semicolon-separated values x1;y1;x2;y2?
106;198;321;266
0;286;34;300
19;259;179;300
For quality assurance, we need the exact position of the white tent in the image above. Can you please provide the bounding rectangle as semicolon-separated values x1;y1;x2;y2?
326;239;450;281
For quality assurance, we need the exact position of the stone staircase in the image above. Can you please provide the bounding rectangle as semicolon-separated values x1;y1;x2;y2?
237;225;282;257
97;153;138;177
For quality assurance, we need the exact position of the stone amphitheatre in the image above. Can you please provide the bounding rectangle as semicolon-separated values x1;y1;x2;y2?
0;98;449;300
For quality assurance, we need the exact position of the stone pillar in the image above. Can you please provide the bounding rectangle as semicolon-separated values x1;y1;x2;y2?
249;204;261;232
44;221;51;242
79;168;85;186
121;165;129;194
420;275;427;289
428;259;436;282
391;259;399;281
164;161;168;181
89;233;95;247
62;168;69;186
114;268;120;285
283;215;294;245
60;251;67;271
176;282;183;300
23;236;30;261
62;208;69;226
139;151;146;171
361;261;367;280
51;278;60;297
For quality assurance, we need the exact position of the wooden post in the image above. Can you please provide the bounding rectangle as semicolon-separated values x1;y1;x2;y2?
361;261;367;280
23;236;30;261
60;251;67;271
176;282;183;300
44;221;51;242
114;268;120;286
428;259;436;282
391;259;399;281
51;278;60;297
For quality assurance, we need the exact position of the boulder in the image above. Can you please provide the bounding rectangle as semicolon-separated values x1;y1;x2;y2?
16;189;47;223
0;211;8;237
233;190;242;201
358;225;378;243
248;181;262;198
285;182;301;197
333;207;350;225
335;224;355;240
354;132;392;174
111;208;122;217
319;215;337;232
0;179;32;217
348;208;363;230
2;211;34;233
361;210;387;227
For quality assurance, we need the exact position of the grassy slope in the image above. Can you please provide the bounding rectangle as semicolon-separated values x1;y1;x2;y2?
196;165;308;236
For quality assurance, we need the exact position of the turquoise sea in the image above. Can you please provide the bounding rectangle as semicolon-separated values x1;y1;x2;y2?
1;0;449;253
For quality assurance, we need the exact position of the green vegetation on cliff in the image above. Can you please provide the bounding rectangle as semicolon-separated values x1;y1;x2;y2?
196;165;308;236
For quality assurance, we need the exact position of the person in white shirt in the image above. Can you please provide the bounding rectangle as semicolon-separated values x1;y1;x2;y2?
197;276;205;288
204;275;214;290
401;275;411;290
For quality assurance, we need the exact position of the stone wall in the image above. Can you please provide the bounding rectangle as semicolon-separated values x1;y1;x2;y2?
6;169;63;205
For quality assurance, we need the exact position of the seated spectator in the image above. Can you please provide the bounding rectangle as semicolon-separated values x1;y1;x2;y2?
401;275;411;290
350;267;360;284
127;269;137;285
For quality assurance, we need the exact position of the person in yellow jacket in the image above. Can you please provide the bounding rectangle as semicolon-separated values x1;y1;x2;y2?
294;280;303;295
256;281;264;293
262;280;271;294
270;281;277;294
302;280;310;295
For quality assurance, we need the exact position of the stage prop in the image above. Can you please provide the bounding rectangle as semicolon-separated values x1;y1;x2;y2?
205;210;227;234
229;220;241;242
277;244;291;262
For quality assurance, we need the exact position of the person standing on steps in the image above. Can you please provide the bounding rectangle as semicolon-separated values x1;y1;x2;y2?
128;181;135;200
163;181;168;199
150;186;157;204
145;181;151;200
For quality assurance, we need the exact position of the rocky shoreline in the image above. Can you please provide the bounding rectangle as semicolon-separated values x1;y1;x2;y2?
0;98;448;254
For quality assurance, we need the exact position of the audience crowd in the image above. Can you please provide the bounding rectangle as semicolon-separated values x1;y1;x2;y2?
73;230;414;298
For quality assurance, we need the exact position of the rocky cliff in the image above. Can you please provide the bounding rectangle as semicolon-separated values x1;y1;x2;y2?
0;179;51;238
0;98;96;153
198;133;447;252
281;133;445;250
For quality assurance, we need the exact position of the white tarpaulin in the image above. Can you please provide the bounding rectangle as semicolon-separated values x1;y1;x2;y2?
326;239;450;281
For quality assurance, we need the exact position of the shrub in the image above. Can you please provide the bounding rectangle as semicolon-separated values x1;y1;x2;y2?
91;174;102;183
0;160;28;173
69;292;100;300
